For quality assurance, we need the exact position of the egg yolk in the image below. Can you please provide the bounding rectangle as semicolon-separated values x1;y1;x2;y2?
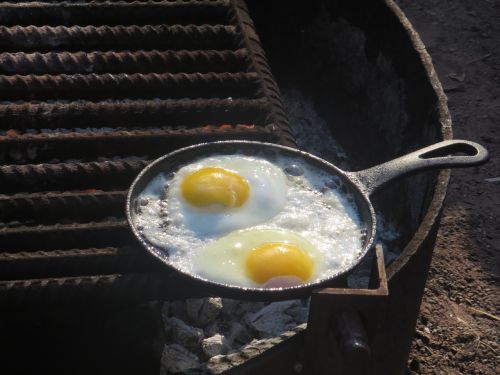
245;242;314;284
181;167;250;208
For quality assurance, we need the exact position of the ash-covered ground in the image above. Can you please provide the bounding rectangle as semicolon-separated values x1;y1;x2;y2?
399;1;500;374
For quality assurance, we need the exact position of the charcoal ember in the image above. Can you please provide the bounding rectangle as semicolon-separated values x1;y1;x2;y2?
227;322;252;348
186;298;204;322
286;302;309;322
235;301;265;316
165;317;203;351
244;300;302;338
169;300;188;319
161;301;170;319
203;322;220;338
187;297;223;327
160;344;200;373
221;298;240;316
201;334;228;358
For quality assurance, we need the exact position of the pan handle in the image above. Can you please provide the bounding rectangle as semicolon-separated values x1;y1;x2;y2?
348;140;489;196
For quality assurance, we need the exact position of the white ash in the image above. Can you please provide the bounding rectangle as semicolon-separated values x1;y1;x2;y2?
201;334;228;358
244;300;306;338
159;298;309;374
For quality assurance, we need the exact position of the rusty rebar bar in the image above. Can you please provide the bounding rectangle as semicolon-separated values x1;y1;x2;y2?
0;24;237;52
0;271;203;308
0;220;132;252
0;124;274;164
0;49;249;75
228;1;295;147
0;245;159;280
0;98;269;129
0;190;127;223
0;159;149;193
0;72;261;100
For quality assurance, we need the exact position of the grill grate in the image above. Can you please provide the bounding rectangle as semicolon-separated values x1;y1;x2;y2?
0;0;293;306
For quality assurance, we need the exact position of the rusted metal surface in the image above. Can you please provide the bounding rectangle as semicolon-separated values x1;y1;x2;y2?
0;160;149;193
0;245;157;280
0;0;292;310
0;72;261;100
0;125;274;165
0;49;249;74
0;220;132;252
0;271;204;308
0;190;126;223
229;0;294;146
0;98;269;129
0;24;237;51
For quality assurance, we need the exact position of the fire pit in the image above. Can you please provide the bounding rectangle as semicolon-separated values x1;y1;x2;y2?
0;0;462;374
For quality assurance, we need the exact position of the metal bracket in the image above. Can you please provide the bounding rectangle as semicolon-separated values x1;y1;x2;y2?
304;244;389;375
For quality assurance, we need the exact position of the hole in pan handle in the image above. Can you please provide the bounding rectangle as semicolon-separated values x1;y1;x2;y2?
347;140;489;196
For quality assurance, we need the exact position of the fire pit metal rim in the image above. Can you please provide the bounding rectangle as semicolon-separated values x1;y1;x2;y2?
384;0;453;279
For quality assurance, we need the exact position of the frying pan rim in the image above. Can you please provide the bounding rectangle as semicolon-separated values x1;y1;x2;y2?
126;140;376;298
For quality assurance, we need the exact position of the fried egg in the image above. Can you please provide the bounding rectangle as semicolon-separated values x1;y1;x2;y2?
193;229;325;288
165;156;287;236
134;152;365;287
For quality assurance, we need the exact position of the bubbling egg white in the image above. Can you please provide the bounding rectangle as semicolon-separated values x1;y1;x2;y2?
134;153;366;286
